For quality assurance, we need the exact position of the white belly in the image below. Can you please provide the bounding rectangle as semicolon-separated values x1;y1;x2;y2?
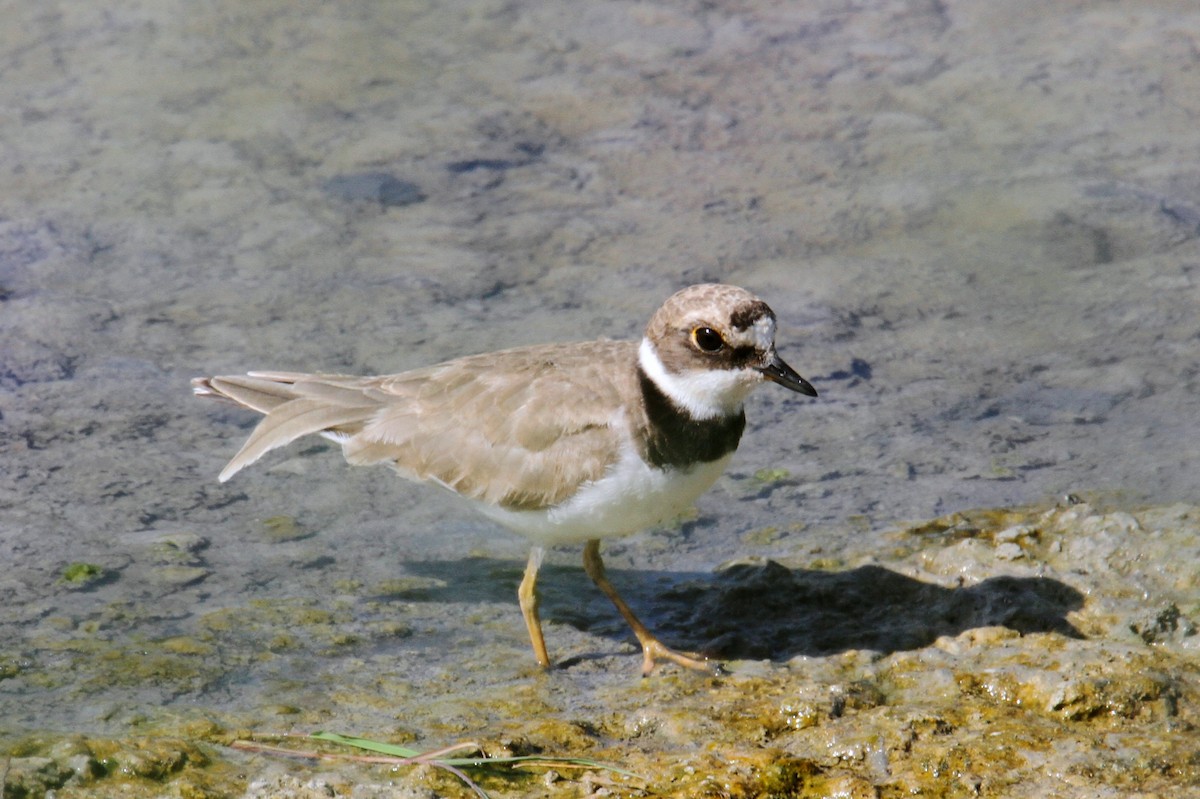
474;445;734;547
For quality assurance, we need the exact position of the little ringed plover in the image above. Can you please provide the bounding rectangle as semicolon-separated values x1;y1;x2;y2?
193;283;817;675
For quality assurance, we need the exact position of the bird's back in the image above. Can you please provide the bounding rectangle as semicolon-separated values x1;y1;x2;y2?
193;340;642;511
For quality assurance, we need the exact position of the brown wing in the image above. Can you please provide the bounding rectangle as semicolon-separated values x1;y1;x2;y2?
193;341;638;511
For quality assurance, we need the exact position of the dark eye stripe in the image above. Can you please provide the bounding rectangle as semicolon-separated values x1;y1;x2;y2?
731;345;758;366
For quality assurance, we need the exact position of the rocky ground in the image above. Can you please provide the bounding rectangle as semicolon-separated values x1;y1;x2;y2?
3;502;1198;797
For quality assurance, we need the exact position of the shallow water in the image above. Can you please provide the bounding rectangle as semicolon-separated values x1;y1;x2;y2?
2;0;1198;765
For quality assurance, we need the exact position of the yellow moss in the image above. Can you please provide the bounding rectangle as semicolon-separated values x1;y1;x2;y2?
266;633;299;651
260;515;307;541
753;467;791;483
373;576;447;595
742;526;782;545
196;609;239;633
294;608;336;626
778;700;822;731
521;719;599;752
160;637;215;656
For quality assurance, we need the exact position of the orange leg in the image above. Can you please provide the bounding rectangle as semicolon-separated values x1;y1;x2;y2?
518;546;551;668
582;539;716;676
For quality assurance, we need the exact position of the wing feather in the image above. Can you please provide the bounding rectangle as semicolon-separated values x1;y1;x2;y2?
219;399;377;482
192;375;298;414
194;340;640;509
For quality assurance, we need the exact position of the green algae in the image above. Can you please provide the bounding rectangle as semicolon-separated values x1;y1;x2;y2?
741;525;783;546
13;591;413;711
260;515;311;542
58;563;104;586
2;733;234;799
752;467;792;484
371;576;449;597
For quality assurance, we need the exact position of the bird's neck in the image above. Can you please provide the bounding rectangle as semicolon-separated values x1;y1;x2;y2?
633;357;746;469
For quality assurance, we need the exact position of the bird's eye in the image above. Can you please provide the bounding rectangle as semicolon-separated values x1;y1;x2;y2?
692;326;725;352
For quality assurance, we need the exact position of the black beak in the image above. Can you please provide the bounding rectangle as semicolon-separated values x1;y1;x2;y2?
759;353;818;397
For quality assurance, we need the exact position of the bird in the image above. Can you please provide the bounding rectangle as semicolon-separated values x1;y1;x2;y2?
192;283;817;675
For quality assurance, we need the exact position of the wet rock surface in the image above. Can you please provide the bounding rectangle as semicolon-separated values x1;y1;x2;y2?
3;0;1199;796
3;503;1198;797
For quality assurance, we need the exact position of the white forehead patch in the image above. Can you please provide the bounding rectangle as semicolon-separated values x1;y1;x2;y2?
748;314;776;350
719;307;776;350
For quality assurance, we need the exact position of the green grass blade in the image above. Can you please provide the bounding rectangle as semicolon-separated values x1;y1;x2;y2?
309;730;425;758
308;731;642;778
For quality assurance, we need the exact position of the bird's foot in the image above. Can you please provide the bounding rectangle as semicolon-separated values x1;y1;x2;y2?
639;638;722;677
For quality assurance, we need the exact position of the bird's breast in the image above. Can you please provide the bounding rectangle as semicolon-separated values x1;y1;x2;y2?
474;442;734;547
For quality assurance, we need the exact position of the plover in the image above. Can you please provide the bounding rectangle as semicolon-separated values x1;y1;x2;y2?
193;284;817;675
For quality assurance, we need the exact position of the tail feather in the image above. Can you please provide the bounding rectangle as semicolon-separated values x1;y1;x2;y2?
218;398;375;482
192;375;298;414
193;373;379;482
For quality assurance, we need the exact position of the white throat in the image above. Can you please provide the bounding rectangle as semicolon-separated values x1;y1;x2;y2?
637;337;753;420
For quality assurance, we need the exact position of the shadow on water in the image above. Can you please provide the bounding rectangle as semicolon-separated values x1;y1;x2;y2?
393;557;1085;663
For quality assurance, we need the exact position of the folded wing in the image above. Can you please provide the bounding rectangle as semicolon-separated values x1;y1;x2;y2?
192;341;636;510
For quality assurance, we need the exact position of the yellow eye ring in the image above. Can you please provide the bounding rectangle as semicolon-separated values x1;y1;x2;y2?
692;326;725;352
